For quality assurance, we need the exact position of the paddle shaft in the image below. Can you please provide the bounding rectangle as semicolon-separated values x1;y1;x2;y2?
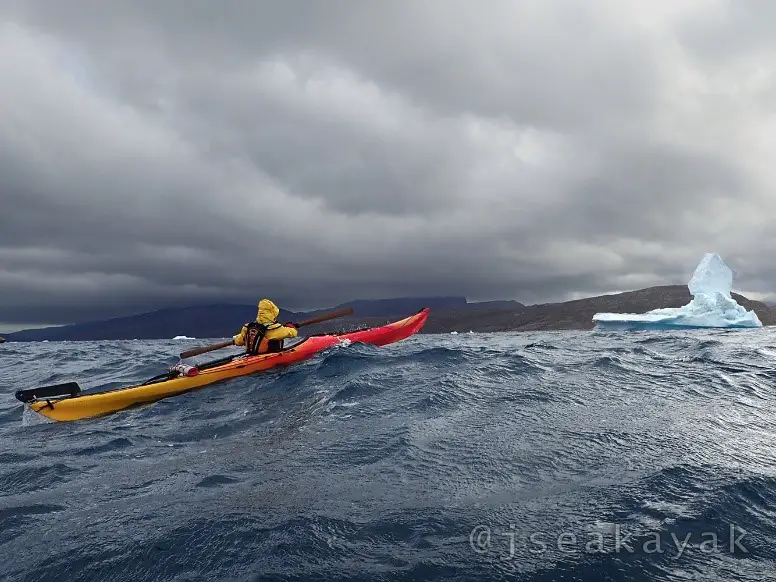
180;339;235;359
179;307;354;359
294;307;353;327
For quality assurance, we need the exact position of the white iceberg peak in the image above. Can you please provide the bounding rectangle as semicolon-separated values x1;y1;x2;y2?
688;253;733;297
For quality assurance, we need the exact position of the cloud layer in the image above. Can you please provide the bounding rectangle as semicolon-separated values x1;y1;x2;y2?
2;0;776;325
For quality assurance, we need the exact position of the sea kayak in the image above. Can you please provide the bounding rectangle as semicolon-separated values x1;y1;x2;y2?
17;308;429;423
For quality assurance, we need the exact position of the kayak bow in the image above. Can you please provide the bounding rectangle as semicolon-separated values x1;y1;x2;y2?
19;308;429;423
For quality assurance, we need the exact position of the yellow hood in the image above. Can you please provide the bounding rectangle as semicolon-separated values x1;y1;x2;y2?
256;299;280;324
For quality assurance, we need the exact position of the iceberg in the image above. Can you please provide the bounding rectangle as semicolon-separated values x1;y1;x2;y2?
172;335;196;340
593;253;762;330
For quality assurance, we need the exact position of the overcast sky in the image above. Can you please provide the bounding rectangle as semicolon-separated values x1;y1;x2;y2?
2;0;776;329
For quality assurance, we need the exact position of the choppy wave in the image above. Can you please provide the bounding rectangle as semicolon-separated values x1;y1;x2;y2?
2;328;776;581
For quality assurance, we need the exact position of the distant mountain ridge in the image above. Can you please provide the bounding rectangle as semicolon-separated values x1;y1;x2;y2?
1;297;510;342
2;288;773;342
0;304;287;343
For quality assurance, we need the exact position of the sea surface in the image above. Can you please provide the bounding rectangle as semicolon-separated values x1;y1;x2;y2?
1;329;776;581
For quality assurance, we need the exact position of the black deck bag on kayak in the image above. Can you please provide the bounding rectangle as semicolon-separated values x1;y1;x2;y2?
15;381;81;403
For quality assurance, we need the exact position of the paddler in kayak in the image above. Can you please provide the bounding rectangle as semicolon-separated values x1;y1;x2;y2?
233;298;298;354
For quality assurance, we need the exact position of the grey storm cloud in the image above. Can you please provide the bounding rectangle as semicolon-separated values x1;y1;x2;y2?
1;0;776;327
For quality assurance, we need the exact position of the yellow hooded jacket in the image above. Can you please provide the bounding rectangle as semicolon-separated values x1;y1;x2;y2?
233;299;298;353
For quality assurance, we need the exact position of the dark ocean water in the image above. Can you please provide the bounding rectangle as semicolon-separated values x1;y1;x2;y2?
1;329;776;581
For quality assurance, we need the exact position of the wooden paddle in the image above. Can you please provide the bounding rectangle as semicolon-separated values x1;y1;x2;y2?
179;307;354;359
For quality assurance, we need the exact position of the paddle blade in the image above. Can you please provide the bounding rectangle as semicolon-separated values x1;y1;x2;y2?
16;382;81;403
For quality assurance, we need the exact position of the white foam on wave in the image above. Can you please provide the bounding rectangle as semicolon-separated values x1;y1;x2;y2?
21;406;53;427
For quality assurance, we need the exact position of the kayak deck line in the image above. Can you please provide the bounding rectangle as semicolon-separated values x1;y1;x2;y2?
16;308;430;423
